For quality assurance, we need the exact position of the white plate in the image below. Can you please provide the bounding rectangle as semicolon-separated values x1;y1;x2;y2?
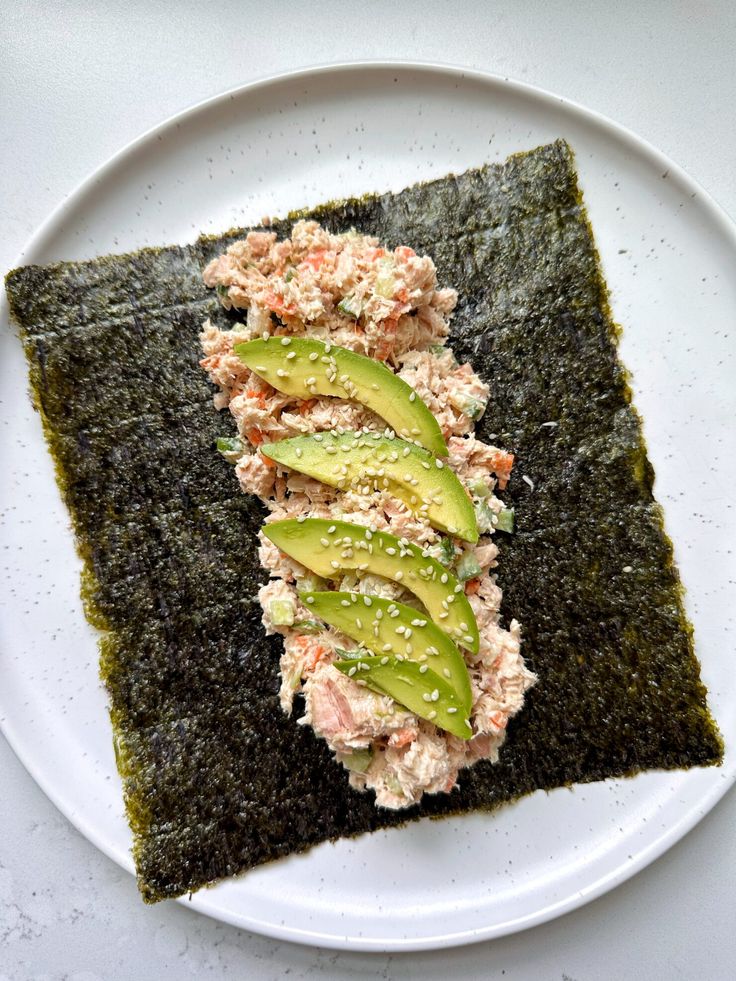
1;62;734;952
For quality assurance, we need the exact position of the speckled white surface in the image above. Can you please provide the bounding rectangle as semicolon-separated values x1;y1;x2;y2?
1;2;735;978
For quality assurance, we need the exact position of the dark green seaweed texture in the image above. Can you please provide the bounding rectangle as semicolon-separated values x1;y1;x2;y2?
6;141;722;902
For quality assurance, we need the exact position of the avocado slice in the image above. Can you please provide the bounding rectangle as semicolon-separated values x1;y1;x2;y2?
265;518;479;652
234;337;448;456
299;590;472;712
261;431;478;543
333;655;472;740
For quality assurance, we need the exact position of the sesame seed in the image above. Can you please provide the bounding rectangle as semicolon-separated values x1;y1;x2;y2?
314;434;323;442
262;331;270;340
358;563;369;571
404;628;413;639
325;446;338;454
295;447;303;458
522;474;535;491
409;391;416;402
306;596;314;604
435;459;444;469
363;596;372;607
623;565;633;573
419;664;429;674
411;428;421;435
443;668;451;679
276;368;289;378
405;643;413;654
454;584;463;593
306;376;316;385
324;342;332;352
330;560;340;569
355;617;363;629
296;515;306;523
385;547;396;555
464;635;474;644
428;710;437;720
320;538;330;547
447;707;458;714
395;626;406;635
356;679;367;687
280;336;292;346
286;351;296;360
382;643;392;652
395;571;404;581
350;593;358;603
421;461;431;470
348;666;357;676
380;656;389;665
255;365;267;372
402;447;411;457
308;351;319;361
439;612;448;619
422;693;432;702
340;599;351;607
431;689;440;702
448;525;457;534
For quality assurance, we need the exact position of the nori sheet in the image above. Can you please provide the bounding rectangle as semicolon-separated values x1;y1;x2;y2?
5;140;722;902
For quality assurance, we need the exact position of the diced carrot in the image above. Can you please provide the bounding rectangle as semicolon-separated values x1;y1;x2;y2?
395;287;409;304
465;578;480;595
300;249;327;271
391;727;416;749
260;449;276;469
245;388;267;408
366;247;385;261
395;246;415;260
245;427;264;447
299;398;317;416
263;290;296;316
490;450;515;490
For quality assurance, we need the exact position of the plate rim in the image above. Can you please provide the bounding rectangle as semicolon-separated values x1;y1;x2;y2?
2;59;734;952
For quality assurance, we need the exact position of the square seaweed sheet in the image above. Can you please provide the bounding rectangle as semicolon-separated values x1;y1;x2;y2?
6;141;722;901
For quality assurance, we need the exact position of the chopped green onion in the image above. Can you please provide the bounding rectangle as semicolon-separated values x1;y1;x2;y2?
429;344;457;365
337;294;362;318
341;748;373;773
468;478;491;499
455;552;482;582
436;537;456;566
474;500;495;535
284;268;295;283
291;618;323;634
335;646;369;660
216;436;243;463
216;284;229;299
494;507;515;534
374;257;396;298
449;392;487;420
269;598;296;626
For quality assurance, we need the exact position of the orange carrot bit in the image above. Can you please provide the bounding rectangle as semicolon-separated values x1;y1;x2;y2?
366;247;385;261
391;727;416;749
395;246;416;261
260;450;277;468
263;290;296;316
299;248;327;271
245;427;265;447
490;450;515;490
465;578;480;595
299;398;317;416
302;641;330;673
395;287;409;304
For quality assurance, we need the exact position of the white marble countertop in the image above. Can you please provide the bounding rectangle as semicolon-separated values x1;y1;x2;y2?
1;3;734;978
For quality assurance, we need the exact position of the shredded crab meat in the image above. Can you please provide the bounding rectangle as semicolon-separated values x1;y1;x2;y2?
200;221;536;810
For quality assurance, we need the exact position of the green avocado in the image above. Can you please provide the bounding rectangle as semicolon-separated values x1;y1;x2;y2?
265;518;479;652
299;590;472;712
234;337;447;456
333;655;472;740
261;431;478;543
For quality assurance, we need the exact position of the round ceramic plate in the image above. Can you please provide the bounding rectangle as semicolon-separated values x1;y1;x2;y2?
1;63;734;951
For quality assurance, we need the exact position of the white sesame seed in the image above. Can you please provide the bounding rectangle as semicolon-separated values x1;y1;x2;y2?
435;458;444;469
363;596;372;607
380;656;389;665
431;689;440;702
623;565;633;573
355;617;363;629
522;474;535;491
261;331;270;340
382;643;392;652
324;342;332;353
348;666;357;676
404;628;413;639
306;596;314;604
422;693;432;702
405;643;413;654
464;635;474;644
255;365;267;372
276;368;288;378
409;391;416;402
286;351;296;360
330;560;340;569
280;336;292;346
297;515;306;523
443;668;452;679
395;571;403;581
419;664;429;674
314;434;323;442
439;612;448;619
308;351;319;361
340;599;351;607
447;707;458;714
295;447;303;458
356;679;368;687
427;710;437;720
402;447;411;457
320;538;330;547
